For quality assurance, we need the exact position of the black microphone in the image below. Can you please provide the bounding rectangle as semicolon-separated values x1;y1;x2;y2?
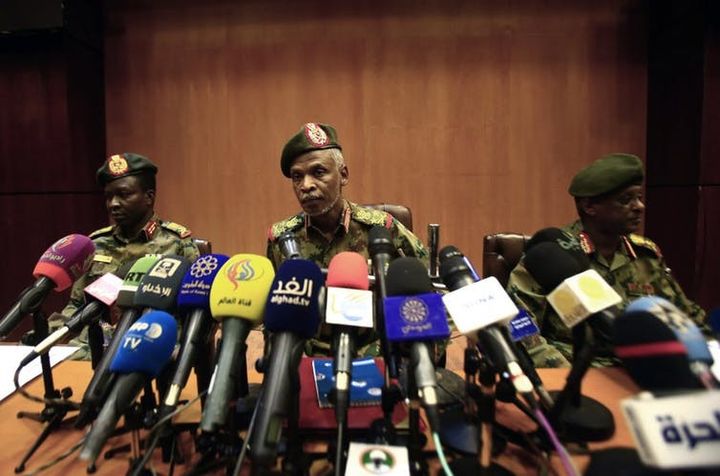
248;258;324;466
79;311;177;465
0;234;95;339
76;255;162;427
277;231;302;260
200;253;276;433
368;226;398;378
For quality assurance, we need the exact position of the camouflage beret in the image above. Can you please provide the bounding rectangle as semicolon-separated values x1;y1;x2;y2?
280;123;342;177
96;153;158;186
568;153;644;197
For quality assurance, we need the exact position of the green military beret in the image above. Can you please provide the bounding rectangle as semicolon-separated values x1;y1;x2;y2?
96;153;158;186
280;123;342;177
568;153;644;197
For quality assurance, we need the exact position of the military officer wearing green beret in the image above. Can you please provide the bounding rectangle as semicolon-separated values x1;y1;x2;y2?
49;153;200;359
507;153;706;367
267;123;429;357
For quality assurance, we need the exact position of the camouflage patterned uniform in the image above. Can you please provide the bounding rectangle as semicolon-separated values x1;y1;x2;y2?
507;220;706;368
52;215;200;359
266;200;429;357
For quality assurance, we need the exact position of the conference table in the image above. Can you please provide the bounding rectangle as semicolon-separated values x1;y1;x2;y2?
0;350;641;476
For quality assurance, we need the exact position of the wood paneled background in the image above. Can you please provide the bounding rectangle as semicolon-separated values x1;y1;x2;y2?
3;0;718;327
103;0;647;264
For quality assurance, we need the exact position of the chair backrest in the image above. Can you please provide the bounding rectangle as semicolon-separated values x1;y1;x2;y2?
193;238;212;255
361;203;413;231
482;233;531;288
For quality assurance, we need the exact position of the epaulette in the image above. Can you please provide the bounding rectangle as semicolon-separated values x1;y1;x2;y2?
628;234;663;258
353;206;392;228
268;214;303;241
161;221;192;238
88;225;113;239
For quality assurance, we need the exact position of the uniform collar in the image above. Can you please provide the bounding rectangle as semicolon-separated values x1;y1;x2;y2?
304;200;352;235
113;214;160;243
570;220;637;260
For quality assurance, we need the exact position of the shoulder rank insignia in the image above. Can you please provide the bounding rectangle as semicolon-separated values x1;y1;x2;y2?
268;215;303;241
161;221;192;238
353;206;389;228
628;234;662;258
577;231;595;254
89;225;113;239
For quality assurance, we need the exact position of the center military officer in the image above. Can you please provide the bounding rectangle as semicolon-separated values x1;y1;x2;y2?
266;122;429;356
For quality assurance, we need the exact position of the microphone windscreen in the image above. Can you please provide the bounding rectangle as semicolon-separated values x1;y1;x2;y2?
177;254;230;309
386;257;432;296
32;234;95;291
368;226;394;256
626;296;712;364
614;310;702;390
438;245;463;262
209;254;275;321
524;242;586;292
326;251;369;290
109;310;177;376
117;255;161;307
527;227;590;269
264;259;324;338
134;255;191;310
710;308;720;338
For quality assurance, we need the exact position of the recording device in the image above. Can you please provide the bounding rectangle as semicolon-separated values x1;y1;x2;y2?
249;258;324;466
615;296;717;391
200;254;275;433
162;254;230;413
325;252;373;425
79;310;178;464
0;234;95;339
427;223;440;278
76;255;161;427
383;257;450;432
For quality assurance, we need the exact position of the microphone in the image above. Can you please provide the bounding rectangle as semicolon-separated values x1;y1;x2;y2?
277;231;302;260
439;245;480;281
162;254;230;413
21;266;128;366
325;251;373;425
133;255;192;311
439;255;535;398
200;254;275;433
0;234;95;339
427;223;440;278
368;226;398;378
523;241;618;441
79;310;178;464
621;388;720;470
249;258;324;466
76;255;162;427
615;296;717;391
383;257;450;432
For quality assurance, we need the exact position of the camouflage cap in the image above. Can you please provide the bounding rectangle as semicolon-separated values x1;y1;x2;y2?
568;153;644;197
96;153;158;186
280;123;342;177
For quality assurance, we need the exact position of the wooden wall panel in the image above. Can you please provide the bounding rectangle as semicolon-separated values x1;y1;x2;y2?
104;0;647;269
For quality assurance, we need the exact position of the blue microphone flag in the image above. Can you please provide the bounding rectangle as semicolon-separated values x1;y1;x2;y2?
110;310;177;376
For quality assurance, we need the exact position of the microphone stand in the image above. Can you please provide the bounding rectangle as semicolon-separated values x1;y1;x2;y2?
406;366;429;476
548;322;615;443
14;307;79;473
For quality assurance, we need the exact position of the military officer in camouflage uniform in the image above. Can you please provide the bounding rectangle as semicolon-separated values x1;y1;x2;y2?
507;153;706;367
49;153;200;359
266;123;429;356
